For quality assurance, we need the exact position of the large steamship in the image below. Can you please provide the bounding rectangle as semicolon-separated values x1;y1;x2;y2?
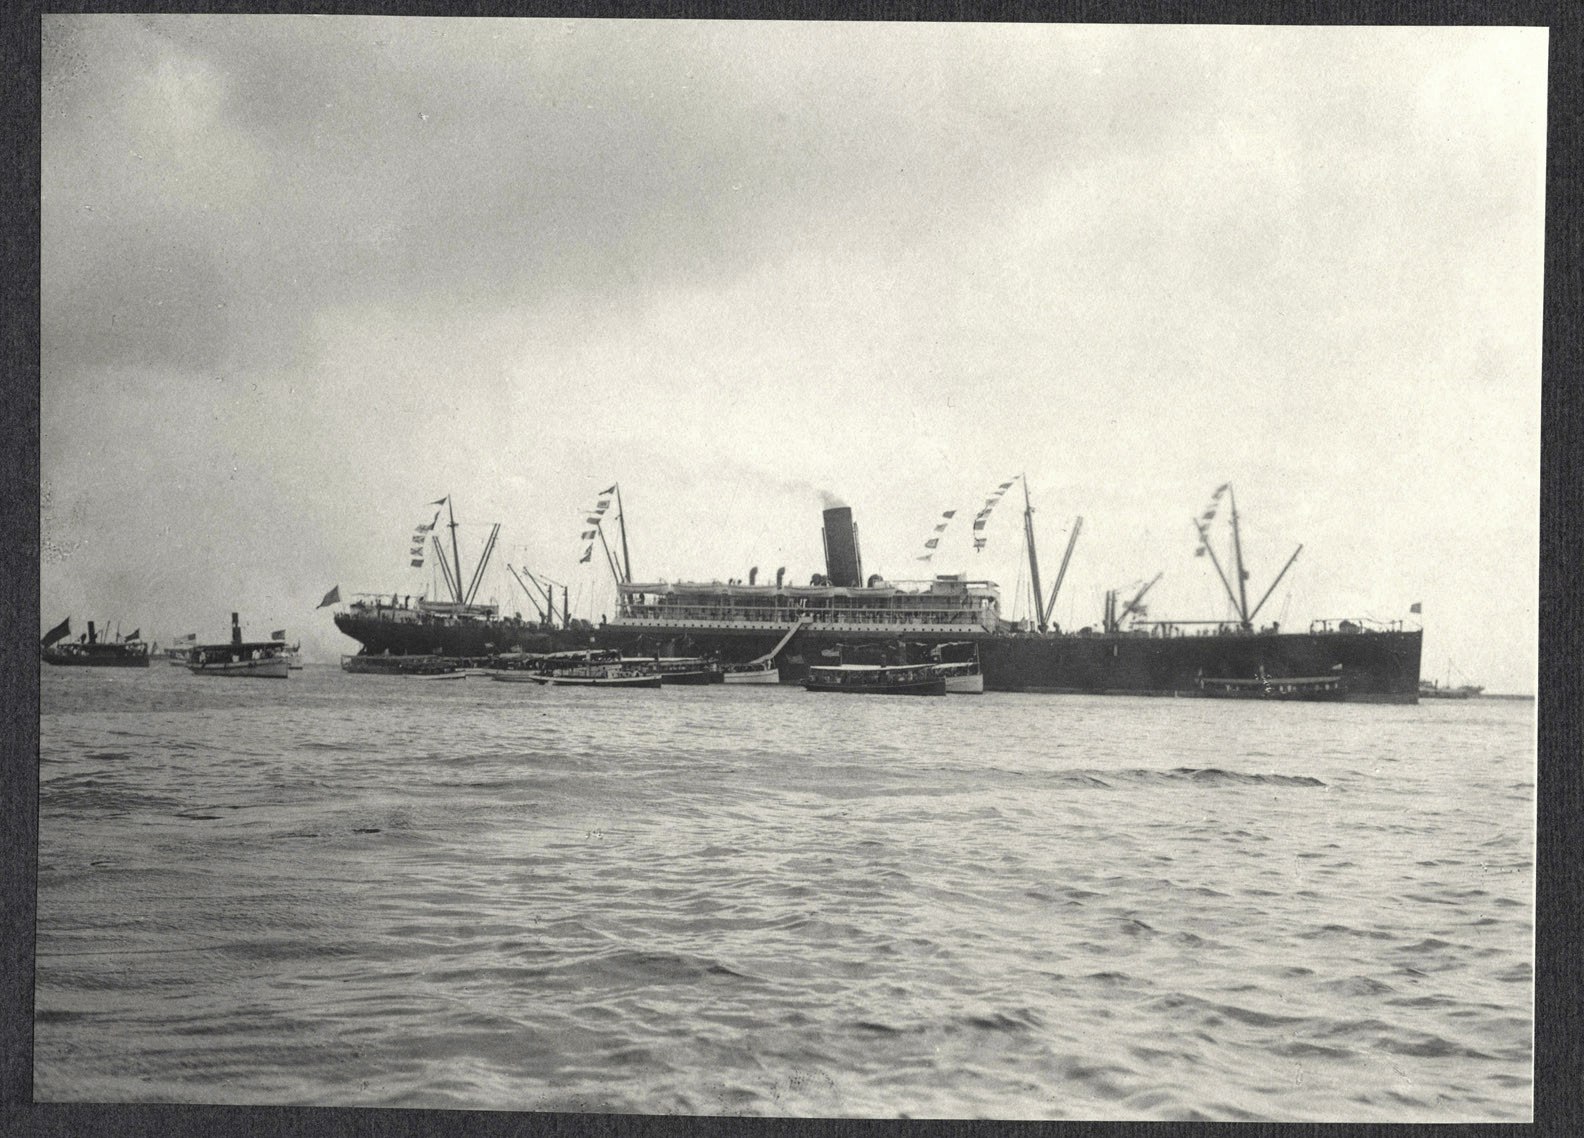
599;487;1423;702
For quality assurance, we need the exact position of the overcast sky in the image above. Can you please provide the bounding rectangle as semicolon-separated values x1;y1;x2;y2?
40;17;1544;691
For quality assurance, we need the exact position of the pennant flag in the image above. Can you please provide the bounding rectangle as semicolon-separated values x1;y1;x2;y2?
270;629;286;641
124;629;140;642
1409;602;1422;614
316;586;341;608
917;509;958;562
579;546;593;564
40;616;71;648
429;497;448;505
969;476;1018;549
600;484;617;495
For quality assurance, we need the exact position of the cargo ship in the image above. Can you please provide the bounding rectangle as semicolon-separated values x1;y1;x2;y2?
331;496;599;660
594;484;1422;702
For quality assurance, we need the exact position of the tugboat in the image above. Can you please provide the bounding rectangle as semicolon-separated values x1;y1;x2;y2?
41;619;150;668
1418;660;1484;700
186;614;290;679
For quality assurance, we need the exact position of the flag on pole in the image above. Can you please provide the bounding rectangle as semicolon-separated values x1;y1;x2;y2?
316;586;341;609
600;484;617;495
270;629;286;641
1409;602;1422;614
40;616;71;648
177;632;196;644
124;629;140;642
429;497;448;505
579;547;593;564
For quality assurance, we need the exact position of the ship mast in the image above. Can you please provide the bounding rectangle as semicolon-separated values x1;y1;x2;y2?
1021;475;1046;631
1228;485;1251;630
1042;517;1082;629
615;483;632;584
446;496;465;605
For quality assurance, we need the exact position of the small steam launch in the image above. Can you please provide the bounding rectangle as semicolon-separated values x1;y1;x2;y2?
40;618;150;668
185;613;291;679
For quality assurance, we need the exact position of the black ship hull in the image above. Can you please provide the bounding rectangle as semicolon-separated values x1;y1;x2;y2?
334;612;598;658
589;624;1423;703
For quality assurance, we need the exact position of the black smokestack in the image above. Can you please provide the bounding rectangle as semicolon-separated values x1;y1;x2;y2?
231;612;241;646
821;506;863;588
749;566;758;586
87;621;97;644
775;567;785;588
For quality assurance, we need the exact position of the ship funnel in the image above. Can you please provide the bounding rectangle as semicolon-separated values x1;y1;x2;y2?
87;621;97;644
231;612;241;645
775;567;785;588
749;566;758;586
821;506;863;588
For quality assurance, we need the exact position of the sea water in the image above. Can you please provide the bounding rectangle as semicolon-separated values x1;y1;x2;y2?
33;665;1534;1120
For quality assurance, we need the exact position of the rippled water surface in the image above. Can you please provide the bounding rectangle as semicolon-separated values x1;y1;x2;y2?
34;665;1534;1120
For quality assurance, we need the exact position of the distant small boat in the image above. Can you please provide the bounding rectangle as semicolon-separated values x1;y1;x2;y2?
621;656;723;685
722;658;780;685
341;653;459;677
505;648;663;688
529;670;663;688
803;663;948;696
187;614;289;679
930;645;984;694
41;619;150;669
1195;666;1346;701
1419;660;1483;700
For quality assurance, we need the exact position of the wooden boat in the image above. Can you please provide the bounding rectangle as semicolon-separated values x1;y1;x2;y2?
620;656;724;684
529;669;663;688
187;615;290;679
341;653;460;677
930;644;984;693
722;658;780;685
1195;665;1346;701
492;648;664;688
41;620;150;668
802;663;948;696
